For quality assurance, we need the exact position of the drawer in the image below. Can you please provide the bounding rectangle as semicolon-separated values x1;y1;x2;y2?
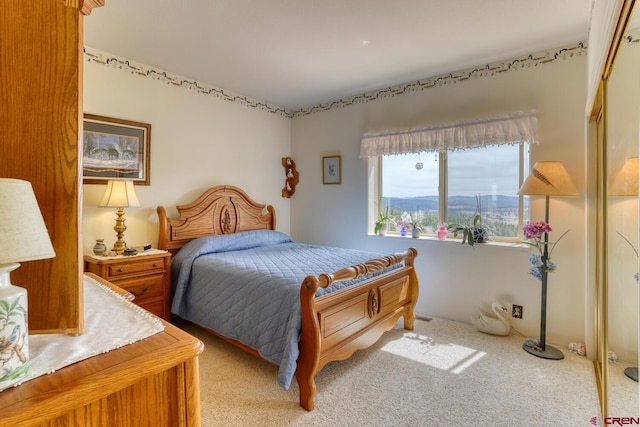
108;258;165;278
113;274;165;302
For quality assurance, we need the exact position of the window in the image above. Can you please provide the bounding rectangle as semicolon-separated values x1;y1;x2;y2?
374;144;530;240
362;112;537;241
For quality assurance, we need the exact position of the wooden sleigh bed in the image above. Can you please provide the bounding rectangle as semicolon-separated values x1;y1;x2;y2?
157;185;419;411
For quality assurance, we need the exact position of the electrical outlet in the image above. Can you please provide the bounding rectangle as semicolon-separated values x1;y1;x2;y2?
512;304;523;319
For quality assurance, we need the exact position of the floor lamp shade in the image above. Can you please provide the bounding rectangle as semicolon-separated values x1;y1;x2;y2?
517;161;577;360
99;181;140;254
610;157;638;197
518;161;579;197
0;178;56;390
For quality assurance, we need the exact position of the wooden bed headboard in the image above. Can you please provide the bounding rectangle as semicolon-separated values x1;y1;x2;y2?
157;185;276;255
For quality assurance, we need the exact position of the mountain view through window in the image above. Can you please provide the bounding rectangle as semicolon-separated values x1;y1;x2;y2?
380;145;529;239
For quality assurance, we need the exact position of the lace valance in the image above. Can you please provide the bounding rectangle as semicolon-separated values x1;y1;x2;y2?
360;111;538;158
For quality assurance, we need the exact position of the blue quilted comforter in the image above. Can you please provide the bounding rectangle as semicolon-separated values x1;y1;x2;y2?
171;230;391;389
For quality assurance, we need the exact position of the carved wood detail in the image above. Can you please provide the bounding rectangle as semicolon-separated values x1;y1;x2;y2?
157;185;276;254
281;157;300;198
58;0;105;15
368;288;380;318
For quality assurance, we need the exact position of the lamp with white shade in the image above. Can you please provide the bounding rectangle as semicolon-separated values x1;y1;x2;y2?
98;180;140;254
609;156;639;382
518;161;578;360
0;178;56;390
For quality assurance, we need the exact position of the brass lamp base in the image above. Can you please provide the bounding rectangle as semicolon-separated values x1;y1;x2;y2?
111;207;128;254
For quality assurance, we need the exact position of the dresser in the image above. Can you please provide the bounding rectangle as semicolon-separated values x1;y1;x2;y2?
84;250;172;321
0;273;203;427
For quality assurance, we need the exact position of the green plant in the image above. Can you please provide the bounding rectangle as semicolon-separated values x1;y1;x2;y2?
374;213;390;234
447;195;489;246
447;213;482;246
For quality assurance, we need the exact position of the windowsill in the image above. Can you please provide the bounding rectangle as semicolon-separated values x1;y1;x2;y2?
369;233;530;250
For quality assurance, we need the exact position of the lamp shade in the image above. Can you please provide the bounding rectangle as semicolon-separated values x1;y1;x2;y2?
98;180;140;208
518;161;578;197
0;178;56;264
610;157;638;196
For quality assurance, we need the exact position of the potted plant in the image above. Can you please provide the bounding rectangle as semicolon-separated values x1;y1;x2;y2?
397;210;422;238
447;195;489;246
374;212;390;235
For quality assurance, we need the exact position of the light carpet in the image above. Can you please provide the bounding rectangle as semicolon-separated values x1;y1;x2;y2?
178;317;602;427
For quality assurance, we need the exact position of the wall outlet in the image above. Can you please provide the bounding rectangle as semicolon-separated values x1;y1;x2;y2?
512;304;523;319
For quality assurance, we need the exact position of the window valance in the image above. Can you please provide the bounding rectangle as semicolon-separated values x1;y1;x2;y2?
360;111;538;158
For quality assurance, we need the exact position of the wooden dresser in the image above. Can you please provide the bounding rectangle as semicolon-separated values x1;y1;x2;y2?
0;274;203;427
84;250;171;320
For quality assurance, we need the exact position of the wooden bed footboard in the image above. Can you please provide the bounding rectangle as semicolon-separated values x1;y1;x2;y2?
296;247;419;411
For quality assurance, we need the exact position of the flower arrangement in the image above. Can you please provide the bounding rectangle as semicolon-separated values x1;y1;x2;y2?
523;220;568;281
396;211;421;231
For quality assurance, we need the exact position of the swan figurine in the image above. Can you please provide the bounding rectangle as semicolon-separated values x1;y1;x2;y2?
471;302;511;336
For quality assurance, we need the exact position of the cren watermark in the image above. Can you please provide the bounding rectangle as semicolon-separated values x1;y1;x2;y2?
591;416;640;426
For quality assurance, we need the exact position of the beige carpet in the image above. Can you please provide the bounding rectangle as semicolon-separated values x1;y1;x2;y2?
178;317;602;427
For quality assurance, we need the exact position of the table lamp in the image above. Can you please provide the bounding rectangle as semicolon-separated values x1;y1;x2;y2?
0;178;56;390
518;161;578;360
98;180;140;254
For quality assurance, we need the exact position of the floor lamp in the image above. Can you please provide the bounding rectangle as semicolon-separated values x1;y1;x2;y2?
610;156;639;381
518;161;578;360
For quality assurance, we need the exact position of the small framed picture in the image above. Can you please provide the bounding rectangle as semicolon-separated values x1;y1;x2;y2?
82;114;151;185
322;155;341;185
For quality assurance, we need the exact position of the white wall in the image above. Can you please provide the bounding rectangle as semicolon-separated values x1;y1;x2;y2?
83;45;589;349
83;52;292;253
290;53;588;347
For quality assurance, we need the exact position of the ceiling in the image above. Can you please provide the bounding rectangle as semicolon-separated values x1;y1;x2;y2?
84;0;593;111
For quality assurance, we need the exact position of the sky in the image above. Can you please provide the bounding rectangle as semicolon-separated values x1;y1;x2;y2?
382;144;527;198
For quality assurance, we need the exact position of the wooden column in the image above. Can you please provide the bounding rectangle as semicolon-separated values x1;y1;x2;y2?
0;0;103;333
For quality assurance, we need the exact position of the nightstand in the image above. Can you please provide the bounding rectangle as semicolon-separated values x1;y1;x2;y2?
84;250;171;320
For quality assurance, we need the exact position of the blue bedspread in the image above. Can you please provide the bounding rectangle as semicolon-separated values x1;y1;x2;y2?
171;230;390;389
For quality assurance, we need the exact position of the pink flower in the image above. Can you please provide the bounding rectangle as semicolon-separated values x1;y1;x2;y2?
523;221;552;239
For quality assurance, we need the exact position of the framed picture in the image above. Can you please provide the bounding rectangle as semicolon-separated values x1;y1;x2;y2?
82;114;151;185
322;155;341;185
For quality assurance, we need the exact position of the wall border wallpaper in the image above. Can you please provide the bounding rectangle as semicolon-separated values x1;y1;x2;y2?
84;48;293;118
84;41;587;119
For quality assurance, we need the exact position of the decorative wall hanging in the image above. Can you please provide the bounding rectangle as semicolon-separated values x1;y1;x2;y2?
281;157;299;198
83;114;151;185
322;155;341;185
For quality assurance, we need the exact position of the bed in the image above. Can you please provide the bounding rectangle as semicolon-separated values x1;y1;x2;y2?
157;185;419;411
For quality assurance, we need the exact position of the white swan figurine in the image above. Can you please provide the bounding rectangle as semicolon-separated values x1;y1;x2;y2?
471;302;511;336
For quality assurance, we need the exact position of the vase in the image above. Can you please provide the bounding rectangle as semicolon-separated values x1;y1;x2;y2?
378;223;388;236
411;228;420;238
0;264;29;391
400;227;407;237
93;239;107;256
437;226;447;241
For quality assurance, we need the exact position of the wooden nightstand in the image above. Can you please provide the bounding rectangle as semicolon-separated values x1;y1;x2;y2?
84;250;171;320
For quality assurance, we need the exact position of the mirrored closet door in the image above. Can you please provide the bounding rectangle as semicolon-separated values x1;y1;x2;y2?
602;5;640;417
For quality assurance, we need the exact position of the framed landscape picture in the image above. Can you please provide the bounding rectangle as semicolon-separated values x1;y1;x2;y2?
322;155;341;185
82;114;151;185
